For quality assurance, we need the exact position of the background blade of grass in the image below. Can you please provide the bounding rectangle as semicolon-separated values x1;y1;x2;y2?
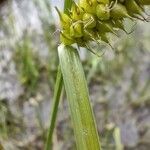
58;44;101;150
113;127;124;150
45;65;63;150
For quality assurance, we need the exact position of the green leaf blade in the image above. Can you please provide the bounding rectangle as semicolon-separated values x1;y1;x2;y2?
64;0;73;14
58;44;101;150
45;65;63;150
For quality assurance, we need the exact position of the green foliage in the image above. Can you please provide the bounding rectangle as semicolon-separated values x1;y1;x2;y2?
14;35;40;94
45;66;63;150
58;44;101;150
0;101;23;140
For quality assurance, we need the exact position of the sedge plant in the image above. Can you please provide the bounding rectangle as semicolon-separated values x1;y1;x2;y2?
45;0;150;150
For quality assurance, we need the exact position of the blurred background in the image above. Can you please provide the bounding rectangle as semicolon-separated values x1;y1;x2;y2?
0;0;150;150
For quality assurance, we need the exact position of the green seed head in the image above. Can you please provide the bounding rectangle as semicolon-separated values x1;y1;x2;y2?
136;0;150;5
71;2;84;20
125;0;143;15
55;7;72;29
79;0;98;14
60;32;75;45
96;4;110;20
70;22;83;38
110;3;131;19
56;0;150;46
83;13;97;28
97;0;110;5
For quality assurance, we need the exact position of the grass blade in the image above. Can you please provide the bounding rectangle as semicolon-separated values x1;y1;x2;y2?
58;44;101;150
45;65;63;150
113;127;124;150
64;0;73;14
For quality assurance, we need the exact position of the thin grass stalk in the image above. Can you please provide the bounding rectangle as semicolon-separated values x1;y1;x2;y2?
64;0;73;14
58;44;101;150
45;1;73;149
45;65;63;150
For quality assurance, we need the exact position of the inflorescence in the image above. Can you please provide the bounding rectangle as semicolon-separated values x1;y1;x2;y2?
56;0;150;50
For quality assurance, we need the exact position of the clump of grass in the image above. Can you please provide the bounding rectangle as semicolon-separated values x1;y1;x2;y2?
14;35;40;94
0;101;22;141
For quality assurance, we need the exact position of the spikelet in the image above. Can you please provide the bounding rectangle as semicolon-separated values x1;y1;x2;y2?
55;0;150;48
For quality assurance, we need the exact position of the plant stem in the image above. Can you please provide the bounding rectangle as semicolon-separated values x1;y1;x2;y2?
45;1;73;149
45;65;63;150
64;0;73;14
58;44;101;150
